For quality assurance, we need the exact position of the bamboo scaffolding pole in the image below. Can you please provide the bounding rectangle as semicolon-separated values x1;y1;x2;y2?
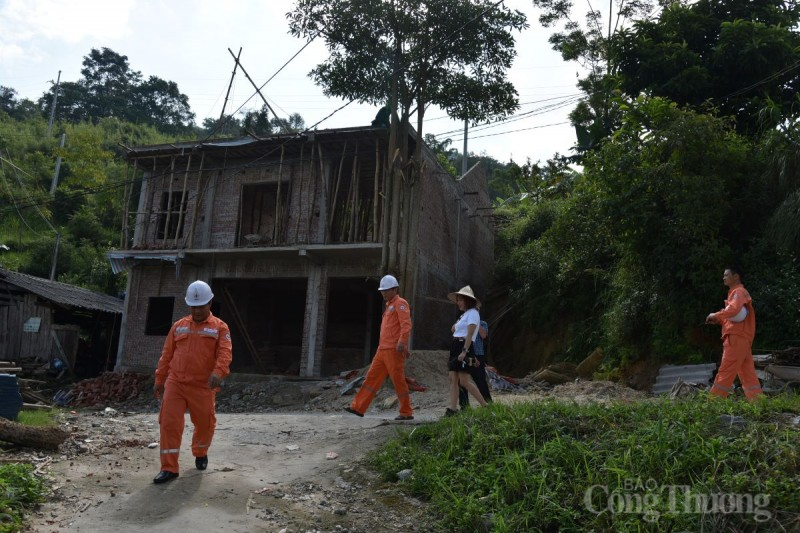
373;141;380;242
304;142;316;244
344;142;358;242
313;141;325;243
236;180;245;247
274;145;284;244
380;157;391;271
162;156;176;249
350;156;361;242
361;201;371;240
186;152;206;248
173;154;192;249
121;160;132;248
142;158;156;242
328;141;348;243
293;144;305;242
305;142;319;244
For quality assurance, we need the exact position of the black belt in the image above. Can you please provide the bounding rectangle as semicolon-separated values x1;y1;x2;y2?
453;337;466;341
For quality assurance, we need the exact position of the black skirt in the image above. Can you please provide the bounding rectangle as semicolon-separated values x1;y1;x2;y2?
448;337;476;372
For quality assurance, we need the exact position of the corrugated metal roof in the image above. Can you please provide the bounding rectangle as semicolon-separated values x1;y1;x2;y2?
0;267;123;314
652;363;717;395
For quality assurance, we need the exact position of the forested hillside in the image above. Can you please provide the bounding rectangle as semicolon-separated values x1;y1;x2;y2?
0;48;304;296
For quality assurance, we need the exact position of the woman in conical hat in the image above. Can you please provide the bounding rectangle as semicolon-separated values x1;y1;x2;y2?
444;286;488;417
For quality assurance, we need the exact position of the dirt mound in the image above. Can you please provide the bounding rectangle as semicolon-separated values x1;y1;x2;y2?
306;350;452;415
499;379;649;406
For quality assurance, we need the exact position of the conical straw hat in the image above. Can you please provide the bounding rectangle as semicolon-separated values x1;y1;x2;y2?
447;285;480;306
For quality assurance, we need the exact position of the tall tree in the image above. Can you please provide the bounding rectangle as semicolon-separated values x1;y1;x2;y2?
611;0;800;135
0;86;17;115
132;76;195;134
532;0;657;154
287;0;527;285
80;48;142;120
39;48;194;134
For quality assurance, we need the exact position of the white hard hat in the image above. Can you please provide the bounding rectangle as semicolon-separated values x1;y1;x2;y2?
378;275;399;291
729;306;748;323
185;280;214;306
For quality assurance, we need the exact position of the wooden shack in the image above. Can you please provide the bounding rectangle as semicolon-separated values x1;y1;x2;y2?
0;267;123;377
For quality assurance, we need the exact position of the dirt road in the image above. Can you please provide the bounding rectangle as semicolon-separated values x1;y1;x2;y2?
27;410;441;533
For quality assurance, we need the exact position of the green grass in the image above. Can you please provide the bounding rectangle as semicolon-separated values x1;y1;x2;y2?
15;410;58;427
0;410;58;532
370;394;800;532
0;464;45;533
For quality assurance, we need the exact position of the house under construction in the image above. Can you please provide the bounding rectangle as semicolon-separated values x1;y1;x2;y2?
109;125;493;377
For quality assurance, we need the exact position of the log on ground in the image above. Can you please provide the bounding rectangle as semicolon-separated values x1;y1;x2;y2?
0;417;69;450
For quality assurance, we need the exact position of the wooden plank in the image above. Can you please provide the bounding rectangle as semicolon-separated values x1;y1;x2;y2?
220;286;267;374
22;403;52;411
50;330;74;376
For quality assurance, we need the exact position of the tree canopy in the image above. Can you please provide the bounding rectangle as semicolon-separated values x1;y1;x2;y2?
287;0;528;131
612;0;800;134
40;48;195;135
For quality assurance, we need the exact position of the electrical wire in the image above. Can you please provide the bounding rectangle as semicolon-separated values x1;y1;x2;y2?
2;0;524;223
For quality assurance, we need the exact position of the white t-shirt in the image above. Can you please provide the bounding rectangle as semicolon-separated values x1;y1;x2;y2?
453;308;480;341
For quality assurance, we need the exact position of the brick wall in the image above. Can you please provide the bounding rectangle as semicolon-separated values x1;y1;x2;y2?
411;159;494;349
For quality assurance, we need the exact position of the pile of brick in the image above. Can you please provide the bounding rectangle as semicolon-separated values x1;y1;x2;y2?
69;372;150;407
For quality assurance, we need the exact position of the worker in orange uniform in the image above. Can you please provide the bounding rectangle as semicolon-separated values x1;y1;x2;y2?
152;280;233;484
344;274;414;420
705;266;763;401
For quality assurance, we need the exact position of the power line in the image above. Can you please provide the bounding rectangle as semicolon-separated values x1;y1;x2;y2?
447;121;571;141
430;95;583;138
424;93;584;122
0;155;54;235
1;0;522;222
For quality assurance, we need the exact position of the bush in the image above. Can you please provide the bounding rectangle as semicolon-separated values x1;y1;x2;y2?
0;464;45;533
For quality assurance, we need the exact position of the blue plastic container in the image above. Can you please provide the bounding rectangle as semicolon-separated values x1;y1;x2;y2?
0;374;24;421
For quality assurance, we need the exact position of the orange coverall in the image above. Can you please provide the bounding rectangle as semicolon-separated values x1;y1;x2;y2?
155;313;232;473
709;284;762;401
349;294;413;417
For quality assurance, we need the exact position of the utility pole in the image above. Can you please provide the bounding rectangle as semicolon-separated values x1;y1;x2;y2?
47;71;61;137
50;133;66;195
462;119;468;176
49;233;61;281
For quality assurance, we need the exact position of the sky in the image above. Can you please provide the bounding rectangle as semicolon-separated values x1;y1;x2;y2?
0;0;586;164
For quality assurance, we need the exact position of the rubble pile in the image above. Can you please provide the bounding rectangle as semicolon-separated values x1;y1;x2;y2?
68;372;151;407
772;347;800;366
517;348;606;386
755;346;800;391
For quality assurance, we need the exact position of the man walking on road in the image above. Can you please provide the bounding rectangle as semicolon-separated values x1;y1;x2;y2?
344;275;414;420
705;266;763;401
153;280;233;483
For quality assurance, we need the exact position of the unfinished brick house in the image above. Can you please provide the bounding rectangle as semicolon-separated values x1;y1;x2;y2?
109;126;493;377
